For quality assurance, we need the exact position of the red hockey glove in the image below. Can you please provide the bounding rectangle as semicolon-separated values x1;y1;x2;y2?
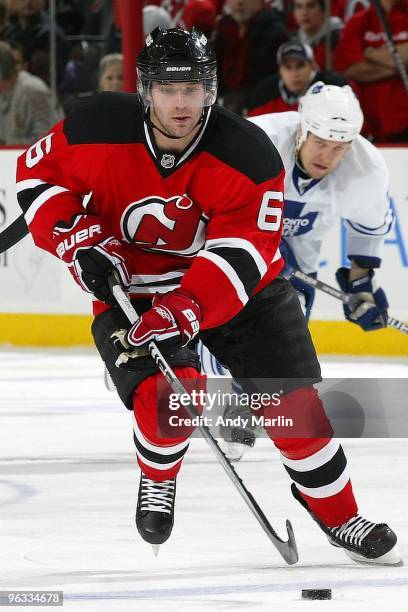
52;214;131;304
121;291;200;358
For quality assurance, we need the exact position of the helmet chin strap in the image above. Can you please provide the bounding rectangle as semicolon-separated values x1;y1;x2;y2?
146;108;207;140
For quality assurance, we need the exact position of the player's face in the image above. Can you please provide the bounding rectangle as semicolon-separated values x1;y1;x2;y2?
149;81;206;139
279;58;315;94
299;133;351;178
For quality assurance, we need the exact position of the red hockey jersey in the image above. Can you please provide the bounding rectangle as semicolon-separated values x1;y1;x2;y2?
16;93;284;329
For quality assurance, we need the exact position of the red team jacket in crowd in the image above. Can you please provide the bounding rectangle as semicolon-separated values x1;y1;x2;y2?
215;9;289;95
15;93;285;329
247;88;298;117
334;0;408;141
246;70;348;117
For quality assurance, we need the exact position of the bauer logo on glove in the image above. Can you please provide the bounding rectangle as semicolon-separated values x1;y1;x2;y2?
52;213;132;305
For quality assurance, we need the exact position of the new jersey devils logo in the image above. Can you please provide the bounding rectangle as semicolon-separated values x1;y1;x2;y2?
120;194;206;256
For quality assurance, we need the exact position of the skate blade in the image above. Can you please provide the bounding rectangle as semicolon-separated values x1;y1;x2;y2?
218;440;246;462
151;544;160;557
345;547;403;566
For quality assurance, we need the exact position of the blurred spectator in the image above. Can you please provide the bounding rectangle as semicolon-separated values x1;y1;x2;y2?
343;0;370;21
182;0;217;37
1;0;19;30
143;4;172;35
0;41;62;144
2;0;71;85
59;44;99;114
82;2;173;56
146;0;225;28
97;52;123;92
56;0;84;37
9;39;28;70
145;0;185;28
247;40;347;115
282;0;369;23
293;0;343;69
0;1;6;31
215;0;289;114
5;0;20;17
334;0;408;142
0;1;17;37
80;0;111;36
60;6;172;114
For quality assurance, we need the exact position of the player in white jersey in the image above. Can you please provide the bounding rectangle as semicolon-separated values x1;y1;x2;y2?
219;82;392;459
249;81;392;325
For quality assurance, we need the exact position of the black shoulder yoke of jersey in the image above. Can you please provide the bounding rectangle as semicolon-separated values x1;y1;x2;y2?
248;74;280;112
63;92;144;145
203;105;284;184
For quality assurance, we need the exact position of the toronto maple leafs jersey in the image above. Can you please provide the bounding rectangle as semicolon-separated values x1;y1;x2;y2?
15;93;285;329
249;112;393;274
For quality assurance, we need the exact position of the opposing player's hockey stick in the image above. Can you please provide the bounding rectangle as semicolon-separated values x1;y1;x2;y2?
0;214;29;253
108;275;299;565
370;0;408;94
290;269;408;335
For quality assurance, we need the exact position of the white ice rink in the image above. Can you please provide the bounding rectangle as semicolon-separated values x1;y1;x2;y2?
0;349;407;611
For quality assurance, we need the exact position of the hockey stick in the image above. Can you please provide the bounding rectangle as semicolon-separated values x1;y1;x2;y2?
0;214;29;253
108;275;299;565
290;269;408;335
370;0;408;94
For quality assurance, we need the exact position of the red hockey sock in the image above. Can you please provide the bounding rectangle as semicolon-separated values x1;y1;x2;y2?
264;386;358;528
297;480;358;528
132;367;205;481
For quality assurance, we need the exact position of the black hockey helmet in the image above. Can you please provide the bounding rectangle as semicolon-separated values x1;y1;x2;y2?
137;27;217;106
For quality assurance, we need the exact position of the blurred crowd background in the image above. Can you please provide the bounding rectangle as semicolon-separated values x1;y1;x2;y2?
0;0;407;146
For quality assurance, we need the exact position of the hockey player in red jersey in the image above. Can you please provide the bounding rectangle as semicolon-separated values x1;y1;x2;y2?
15;27;401;565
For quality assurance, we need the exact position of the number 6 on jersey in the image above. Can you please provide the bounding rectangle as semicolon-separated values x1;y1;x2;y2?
257;191;283;231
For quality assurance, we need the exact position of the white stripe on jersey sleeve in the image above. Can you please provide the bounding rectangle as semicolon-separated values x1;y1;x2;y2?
127;284;181;295
131;271;186;284
198;250;248;306
16;179;47;192
272;247;281;262
24;185;69;225
205;237;268;277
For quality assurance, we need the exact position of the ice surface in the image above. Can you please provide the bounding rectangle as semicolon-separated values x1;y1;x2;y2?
0;349;407;611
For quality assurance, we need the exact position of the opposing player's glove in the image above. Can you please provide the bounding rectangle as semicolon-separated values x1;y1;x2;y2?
335;267;388;331
280;238;299;277
111;291;201;368
280;239;316;321
52;214;131;304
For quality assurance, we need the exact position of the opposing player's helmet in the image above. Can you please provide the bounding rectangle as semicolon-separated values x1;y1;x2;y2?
137;27;217;107
298;82;364;144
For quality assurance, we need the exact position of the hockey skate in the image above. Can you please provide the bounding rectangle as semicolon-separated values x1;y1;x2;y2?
218;391;257;462
136;473;176;554
291;483;402;566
